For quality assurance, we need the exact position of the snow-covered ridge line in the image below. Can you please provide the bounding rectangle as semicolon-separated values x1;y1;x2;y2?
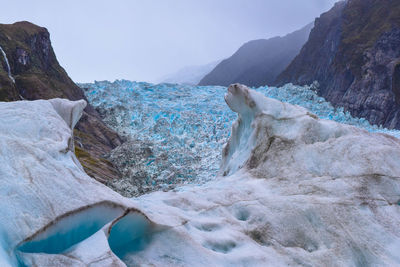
0;45;15;84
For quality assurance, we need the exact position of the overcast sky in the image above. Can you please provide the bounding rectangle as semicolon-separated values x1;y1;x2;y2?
0;0;338;83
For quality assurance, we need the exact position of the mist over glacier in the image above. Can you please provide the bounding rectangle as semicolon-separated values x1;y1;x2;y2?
80;81;400;196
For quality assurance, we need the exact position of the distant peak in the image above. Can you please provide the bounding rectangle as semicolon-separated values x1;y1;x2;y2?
0;21;47;34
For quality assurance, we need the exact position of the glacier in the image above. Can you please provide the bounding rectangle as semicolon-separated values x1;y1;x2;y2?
80;80;400;196
0;98;137;266
1;84;400;266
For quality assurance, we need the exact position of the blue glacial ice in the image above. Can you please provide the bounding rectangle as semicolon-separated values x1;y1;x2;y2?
80;80;400;194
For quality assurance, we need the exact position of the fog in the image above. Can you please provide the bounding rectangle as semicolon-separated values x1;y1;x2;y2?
0;0;339;83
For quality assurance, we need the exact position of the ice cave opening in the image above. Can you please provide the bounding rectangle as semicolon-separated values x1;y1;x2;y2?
17;203;125;254
107;210;153;261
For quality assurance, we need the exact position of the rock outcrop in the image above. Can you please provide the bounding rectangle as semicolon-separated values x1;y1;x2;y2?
0;21;122;182
276;0;400;129
198;23;313;87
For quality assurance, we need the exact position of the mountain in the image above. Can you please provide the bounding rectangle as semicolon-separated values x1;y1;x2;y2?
198;23;314;87
0;21;122;182
276;0;400;129
159;60;221;85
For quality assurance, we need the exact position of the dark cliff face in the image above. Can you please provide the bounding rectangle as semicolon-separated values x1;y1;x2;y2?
198;23;314;87
0;21;122;182
276;0;400;129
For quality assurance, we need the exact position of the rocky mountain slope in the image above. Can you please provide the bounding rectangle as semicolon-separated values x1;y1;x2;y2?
198;23;313;87
0;21;122;182
276;0;400;129
2;86;400;266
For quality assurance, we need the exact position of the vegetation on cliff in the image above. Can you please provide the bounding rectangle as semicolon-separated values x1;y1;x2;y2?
0;21;122;182
277;0;400;129
337;0;400;77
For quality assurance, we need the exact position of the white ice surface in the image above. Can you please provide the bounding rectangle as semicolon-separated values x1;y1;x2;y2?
1;88;400;266
128;85;400;266
0;99;140;266
81;80;400;194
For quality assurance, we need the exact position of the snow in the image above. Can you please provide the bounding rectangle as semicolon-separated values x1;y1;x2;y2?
80;80;400;195
1;85;400;266
0;99;146;266
220;84;400;178
127;84;400;266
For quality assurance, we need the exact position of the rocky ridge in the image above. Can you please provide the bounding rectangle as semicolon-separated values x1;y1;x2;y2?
198;23;313;87
276;0;400;129
0;21;122;182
